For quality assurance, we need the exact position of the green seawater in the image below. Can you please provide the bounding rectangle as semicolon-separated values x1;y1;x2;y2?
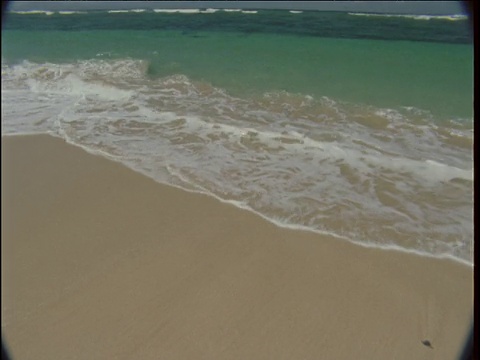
1;10;473;120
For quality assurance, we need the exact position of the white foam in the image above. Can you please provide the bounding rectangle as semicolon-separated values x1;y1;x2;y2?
424;160;473;181
241;10;258;14
23;71;133;101
153;9;201;14
58;11;86;15
11;10;54;15
200;9;219;14
410;14;468;21
348;12;468;21
289;11;303;14
117;158;474;268
2;60;472;265
106;9;146;13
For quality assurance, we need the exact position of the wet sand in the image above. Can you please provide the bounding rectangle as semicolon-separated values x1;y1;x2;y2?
1;134;473;359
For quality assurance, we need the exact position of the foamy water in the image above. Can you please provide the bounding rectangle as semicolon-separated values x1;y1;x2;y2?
348;13;468;21
1;59;473;264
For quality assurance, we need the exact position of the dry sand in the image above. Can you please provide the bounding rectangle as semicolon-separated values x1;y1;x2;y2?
1;134;473;359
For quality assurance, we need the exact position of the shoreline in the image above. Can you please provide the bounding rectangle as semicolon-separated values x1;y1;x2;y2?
4;132;472;267
2;134;473;359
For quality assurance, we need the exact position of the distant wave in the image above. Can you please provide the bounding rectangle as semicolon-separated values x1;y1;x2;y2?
153;9;201;14
289;11;303;14
11;10;86;15
348;12;468;21
200;9;219;14
11;10;54;15
103;9;147;14
151;9;226;14
59;11;87;15
222;9;258;14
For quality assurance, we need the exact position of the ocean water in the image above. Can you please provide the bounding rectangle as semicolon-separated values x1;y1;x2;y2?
1;9;473;264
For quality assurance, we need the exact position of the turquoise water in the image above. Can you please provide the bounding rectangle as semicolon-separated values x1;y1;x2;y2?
1;9;473;264
2;10;473;118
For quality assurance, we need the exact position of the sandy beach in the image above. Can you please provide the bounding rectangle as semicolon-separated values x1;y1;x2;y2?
1;134;473;359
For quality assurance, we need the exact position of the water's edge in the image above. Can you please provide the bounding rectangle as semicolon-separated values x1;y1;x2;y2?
3;132;471;267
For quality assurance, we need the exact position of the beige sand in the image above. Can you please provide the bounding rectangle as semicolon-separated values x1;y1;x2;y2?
1;134;473;360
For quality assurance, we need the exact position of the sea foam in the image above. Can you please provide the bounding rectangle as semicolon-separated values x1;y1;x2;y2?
1;59;473;265
348;12;468;21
